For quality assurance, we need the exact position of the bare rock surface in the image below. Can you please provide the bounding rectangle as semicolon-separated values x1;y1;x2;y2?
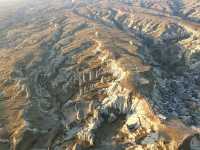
0;0;200;149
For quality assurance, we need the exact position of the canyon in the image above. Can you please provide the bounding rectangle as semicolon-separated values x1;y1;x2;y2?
0;0;200;149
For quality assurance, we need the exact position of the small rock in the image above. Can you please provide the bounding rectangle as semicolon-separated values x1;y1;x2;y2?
0;92;4;98
64;127;81;141
95;32;99;37
108;113;117;123
0;127;9;143
72;143;82;150
158;114;167;120
127;123;140;132
141;132;159;145
129;40;133;46
3;79;13;86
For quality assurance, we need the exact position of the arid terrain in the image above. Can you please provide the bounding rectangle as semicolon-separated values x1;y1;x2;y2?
0;0;200;149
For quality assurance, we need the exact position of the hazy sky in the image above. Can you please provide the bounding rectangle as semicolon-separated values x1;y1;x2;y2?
0;0;24;3
0;0;25;7
0;0;21;1
0;0;25;15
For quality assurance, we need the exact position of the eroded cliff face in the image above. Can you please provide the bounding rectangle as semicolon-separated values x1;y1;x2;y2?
0;0;200;150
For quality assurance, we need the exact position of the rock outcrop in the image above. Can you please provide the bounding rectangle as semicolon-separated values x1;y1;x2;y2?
0;0;199;149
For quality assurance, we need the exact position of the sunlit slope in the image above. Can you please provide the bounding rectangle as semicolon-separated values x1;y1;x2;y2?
0;0;199;149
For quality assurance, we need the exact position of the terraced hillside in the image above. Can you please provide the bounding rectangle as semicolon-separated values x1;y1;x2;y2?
0;0;199;150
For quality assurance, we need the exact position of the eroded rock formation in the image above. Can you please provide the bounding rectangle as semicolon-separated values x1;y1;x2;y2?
0;0;200;149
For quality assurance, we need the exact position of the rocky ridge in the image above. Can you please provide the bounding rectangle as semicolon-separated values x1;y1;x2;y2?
0;0;199;150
